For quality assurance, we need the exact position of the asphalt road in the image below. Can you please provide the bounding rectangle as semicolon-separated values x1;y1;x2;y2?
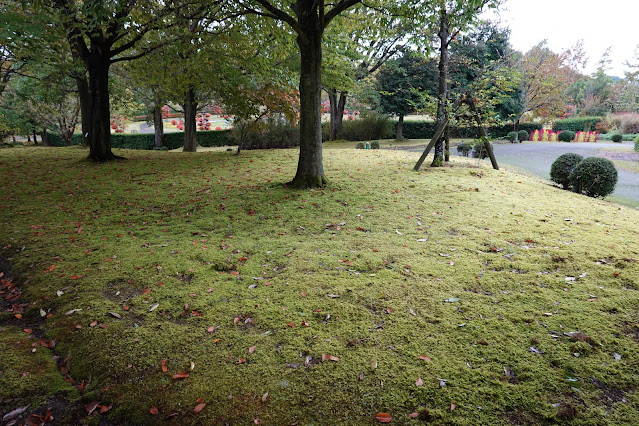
489;142;638;203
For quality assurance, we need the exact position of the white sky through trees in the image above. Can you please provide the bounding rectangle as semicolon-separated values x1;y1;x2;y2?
484;0;637;77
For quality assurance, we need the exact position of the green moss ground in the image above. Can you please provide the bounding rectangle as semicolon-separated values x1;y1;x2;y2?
1;146;639;424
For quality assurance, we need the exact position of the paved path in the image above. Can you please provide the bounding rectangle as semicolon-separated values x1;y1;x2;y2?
489;142;638;202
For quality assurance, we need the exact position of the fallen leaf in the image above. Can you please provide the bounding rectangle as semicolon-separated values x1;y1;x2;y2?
370;359;378;369
108;312;122;319
418;355;432;362
149;406;158;415
149;303;159;312
14;314;22;320
375;412;393;423
262;392;268;402
69;275;83;280
99;404;112;413
327;294;340;298
85;401;99;415
237;358;246;364
415;377;423;387
451;403;456;411
161;359;167;372
141;288;151;295
23;328;32;334
249;345;257;354
190;361;195;371
2;405;30;422
172;372;189;379
193;403;206;413
443;297;461;303
89;320;98;327
254;419;262;425
409;412;420;418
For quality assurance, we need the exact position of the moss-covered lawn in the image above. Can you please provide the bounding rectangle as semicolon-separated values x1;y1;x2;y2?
1;146;639;425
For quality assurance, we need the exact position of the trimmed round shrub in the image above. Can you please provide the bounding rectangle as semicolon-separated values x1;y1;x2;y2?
550;153;583;189
472;141;492;159
370;140;380;149
570;157;618;197
506;131;518;142
611;133;623;143
558;131;574;142
456;142;471;156
517;130;528;143
355;142;365;149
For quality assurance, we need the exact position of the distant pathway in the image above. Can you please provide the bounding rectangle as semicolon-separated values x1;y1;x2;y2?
406;142;639;203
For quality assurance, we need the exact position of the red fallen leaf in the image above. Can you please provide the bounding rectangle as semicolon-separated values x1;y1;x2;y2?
301;291;307;297
194;402;206;413
99;404;112;413
287;322;296;328
375;413;393;423
248;345;257;354
196;397;204;404
263;282;272;286
141;288;151;295
230;271;240;276
149;406;158;415
77;380;86;390
123;305;129;311
172;372;190;379
44;264;57;273
213;339;222;344
525;239;534;243
238;257;248;262
103;258;113;262
236;358;246;364
23;328;33;334
69;275;83;280
161;359;167;372
450;403;456;411
89;320;98;327
14;314;22;319
614;272;620;277
418;355;432;362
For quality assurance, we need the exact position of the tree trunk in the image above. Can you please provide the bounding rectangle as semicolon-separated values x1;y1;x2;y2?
328;89;347;141
86;52;117;161
153;101;165;148
32;129;38;145
41;128;49;146
182;87;198;152
289;19;326;188
396;114;405;141
74;75;91;147
432;7;449;167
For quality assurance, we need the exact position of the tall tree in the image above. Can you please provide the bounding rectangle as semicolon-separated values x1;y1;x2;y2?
514;41;573;126
375;50;438;140
29;0;211;161
238;0;373;188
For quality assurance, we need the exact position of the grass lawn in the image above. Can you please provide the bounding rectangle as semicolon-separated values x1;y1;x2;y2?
1;146;639;424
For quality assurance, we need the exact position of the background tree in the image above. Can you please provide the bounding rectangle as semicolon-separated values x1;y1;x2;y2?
513;41;572;126
375;50;437;140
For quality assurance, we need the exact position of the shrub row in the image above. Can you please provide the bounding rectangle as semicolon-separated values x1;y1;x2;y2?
392;121;542;140
322;113;394;141
635;136;639;152
553;116;604;133
599;133;638;141
46;130;233;150
551;153;618;198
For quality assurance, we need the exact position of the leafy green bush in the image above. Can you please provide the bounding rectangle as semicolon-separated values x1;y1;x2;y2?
599;133;637;141
232;119;299;150
391;121;541;140
323;112;393;142
558;131;574;142
471;140;492;159
550;153;583;189
370;140;380;149
506;131;518;142
355;142;365;149
611;133;623;143
456;142;471;156
570;157;618;198
517;130;529;142
635;135;639;152
554;117;603;133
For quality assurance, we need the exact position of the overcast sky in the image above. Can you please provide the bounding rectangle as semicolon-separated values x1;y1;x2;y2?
483;0;638;77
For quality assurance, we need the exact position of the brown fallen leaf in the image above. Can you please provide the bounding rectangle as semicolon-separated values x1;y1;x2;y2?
85;401;99;415
89;320;98;327
418;355;432;362
193;403;206;413
237;358;246;364
451;403;456;411
161;359;167;372
249;345;257;354
108;312;122;319
409;412;420;418
172;372;189;379
375;412;393;423
415;377;423;387
262;392;268;402
99;404;112;413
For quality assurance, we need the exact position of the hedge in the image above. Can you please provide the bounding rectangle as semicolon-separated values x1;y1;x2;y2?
553;117;603;133
46;130;233;150
599;133;638;141
393;121;542;140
